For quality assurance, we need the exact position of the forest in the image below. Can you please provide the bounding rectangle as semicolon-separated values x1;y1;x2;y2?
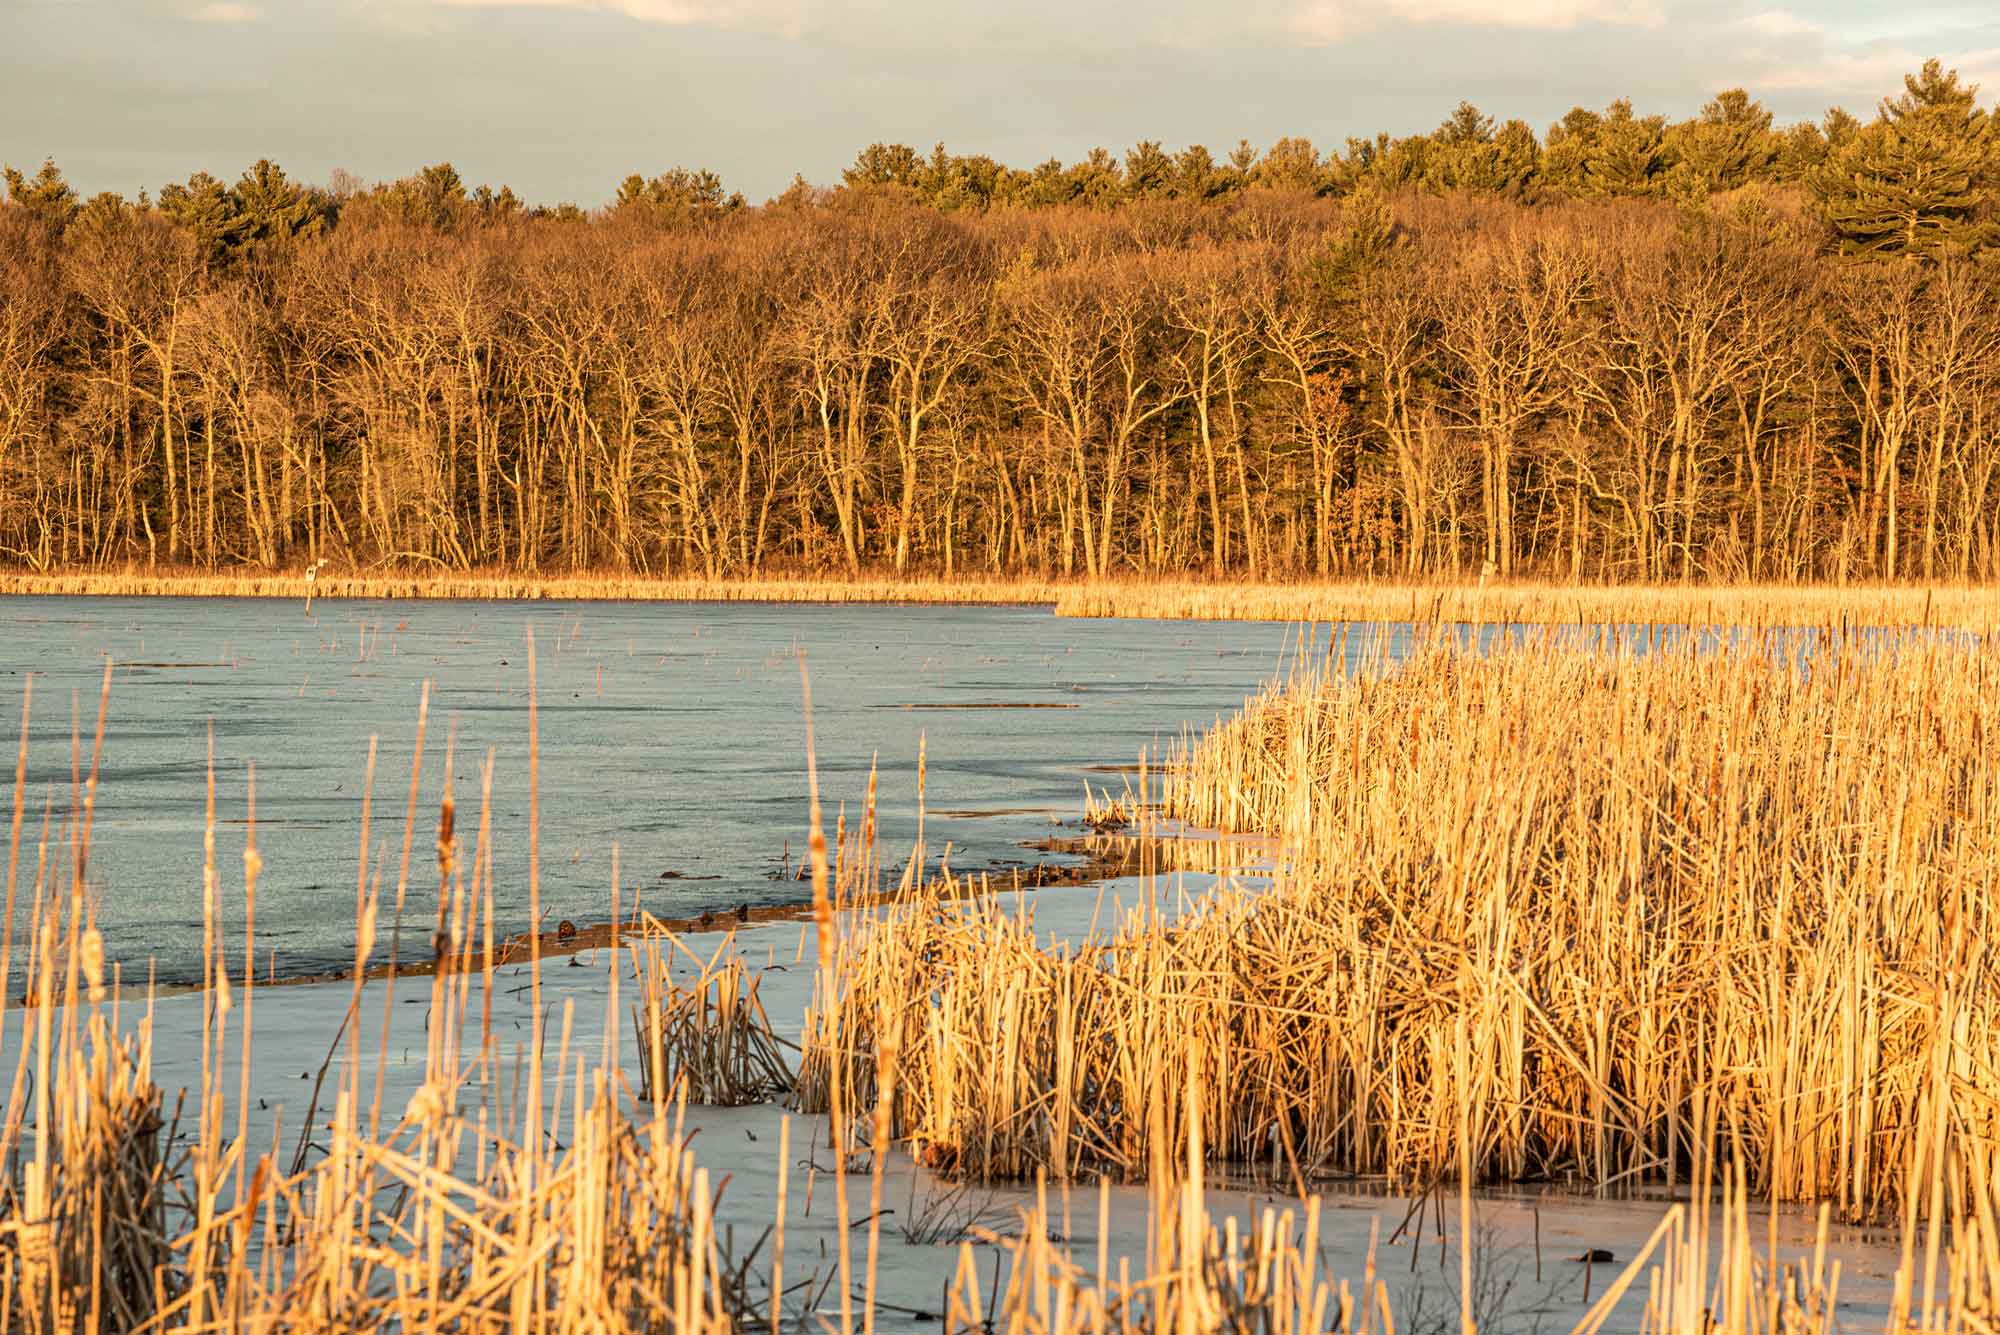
2;61;1996;583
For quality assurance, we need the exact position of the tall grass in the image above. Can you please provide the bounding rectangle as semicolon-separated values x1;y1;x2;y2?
0;672;739;1334
1055;579;2000;630
800;629;1999;1222
1164;628;1996;1217
5;634;2000;1333
631;928;794;1105
8;568;2000;632
0;568;1065;606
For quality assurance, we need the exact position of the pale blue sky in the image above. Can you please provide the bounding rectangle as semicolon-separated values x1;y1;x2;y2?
4;0;1996;206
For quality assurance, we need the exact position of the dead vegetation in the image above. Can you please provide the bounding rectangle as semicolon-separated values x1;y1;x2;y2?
9;570;2000;636
0;666;744;1334
798;628;2000;1222
632;928;793;1106
4;630;2000;1333
1054;578;2000;630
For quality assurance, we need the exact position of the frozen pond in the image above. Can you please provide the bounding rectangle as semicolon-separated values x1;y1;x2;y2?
107;873;1905;1335
0;595;1917;1328
1;596;1322;987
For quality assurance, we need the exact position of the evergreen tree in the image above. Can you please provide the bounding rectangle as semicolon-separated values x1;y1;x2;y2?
1172;144;1225;199
473;183;525;220
1221;140;1258;192
1122;141;1174;198
1541;107;1603;194
1066;148;1124;206
1252;137;1325;193
1022;157;1081;208
73;190;136;238
842;143;922;189
234;159;324;243
1426;101;1495;190
1422;103;1541;193
927;149;1017;211
2;158;80;231
1814;59;1996;255
1320;135;1381;195
1314;175;1394;299
1822;107;1863;154
1490;120;1543;194
1374;132;1429;190
1586;100;1666;196
367;162;475;229
158;170;250;264
1666;88;1777;193
613;167;740;225
1772;120;1831;184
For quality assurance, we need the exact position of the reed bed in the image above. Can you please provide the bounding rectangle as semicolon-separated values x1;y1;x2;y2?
0;678;742;1335
963;1142;2000;1335
957;1093;1393;1335
631;927;794;1106
8;567;2000;632
1055;579;2000;630
0;567;1066;606
6;638;2000;1334
800;629;2000;1225
1165;629;2000;1217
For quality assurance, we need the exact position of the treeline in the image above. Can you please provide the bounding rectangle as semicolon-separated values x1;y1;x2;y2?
2;64;1997;582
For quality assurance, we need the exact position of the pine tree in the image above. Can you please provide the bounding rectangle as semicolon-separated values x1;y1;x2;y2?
73;190;136;238
1315;176;1395;299
1222;140;1258;192
1172;144;1225;199
1023;157;1080;208
1426;101;1495;191
613;168;739;225
234;159;323;244
1252;137;1325;193
158;170;250;264
842;143;922;190
1541;107;1603;195
1122;141;1175;198
1815;60;1996;256
2;158;80;231
1374;133;1429;190
1065;149;1124;207
1490;120;1543;194
1772;120;1831;184
1666;88;1777;193
1586;100;1666;196
473;184;524;220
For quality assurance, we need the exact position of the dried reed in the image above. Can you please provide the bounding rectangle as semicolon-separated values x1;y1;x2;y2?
6;626;2000;1335
1055;579;2000;630
0;676;739;1335
7;569;1999;633
631;928;794;1106
801;628;1999;1225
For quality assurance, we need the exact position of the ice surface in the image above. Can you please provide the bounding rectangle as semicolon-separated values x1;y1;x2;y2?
12;865;1901;1335
4;597;1333;985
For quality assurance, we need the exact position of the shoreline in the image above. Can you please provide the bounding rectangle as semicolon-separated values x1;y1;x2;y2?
58;830;1222;1006
4;566;1999;628
0;568;1066;606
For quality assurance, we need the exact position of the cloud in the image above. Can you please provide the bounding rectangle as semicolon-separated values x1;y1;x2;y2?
425;0;821;38
189;1;263;20
1712;4;2000;109
1274;0;1664;44
1746;43;2000;96
1735;10;1818;40
418;0;1666;44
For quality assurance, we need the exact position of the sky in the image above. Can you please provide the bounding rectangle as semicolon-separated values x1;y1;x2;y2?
4;0;1998;207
